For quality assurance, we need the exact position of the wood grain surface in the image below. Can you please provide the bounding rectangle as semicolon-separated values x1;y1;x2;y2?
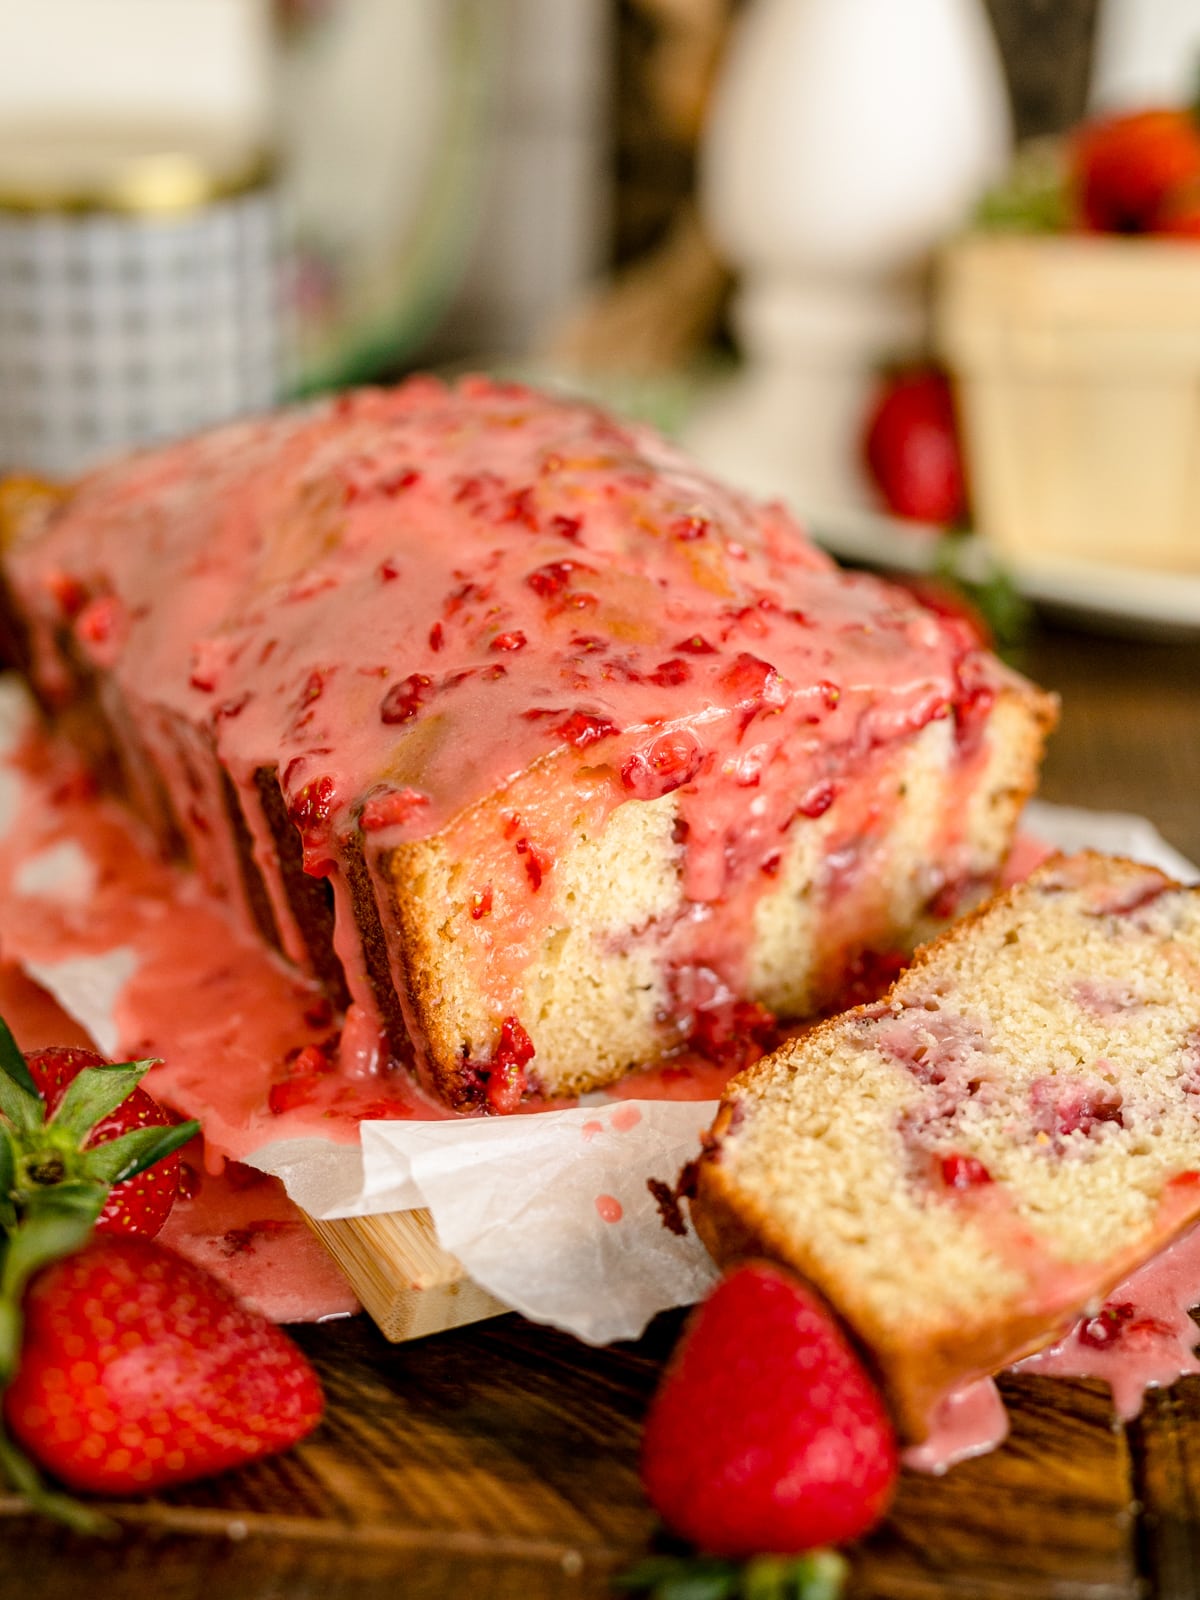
4;621;1199;1599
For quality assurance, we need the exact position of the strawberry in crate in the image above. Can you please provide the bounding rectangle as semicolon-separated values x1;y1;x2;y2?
0;1018;324;1529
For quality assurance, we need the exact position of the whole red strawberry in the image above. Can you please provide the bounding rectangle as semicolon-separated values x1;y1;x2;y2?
5;1234;324;1494
862;368;966;526
23;1046;184;1237
1072;108;1200;234
640;1262;898;1556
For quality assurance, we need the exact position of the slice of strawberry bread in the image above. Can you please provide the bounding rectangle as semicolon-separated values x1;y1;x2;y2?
692;852;1200;1440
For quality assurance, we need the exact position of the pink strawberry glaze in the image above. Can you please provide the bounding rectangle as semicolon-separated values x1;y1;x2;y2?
1000;830;1056;887
0;725;452;1165
0;954;359;1322
908;1215;1200;1474
8;376;1015;1086
1015;1216;1200;1418
902;1378;1009;1475
160;1142;360;1324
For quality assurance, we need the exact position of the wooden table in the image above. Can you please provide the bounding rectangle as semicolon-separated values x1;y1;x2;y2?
6;621;1200;1600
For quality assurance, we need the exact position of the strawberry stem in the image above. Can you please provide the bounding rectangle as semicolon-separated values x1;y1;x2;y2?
614;1550;848;1600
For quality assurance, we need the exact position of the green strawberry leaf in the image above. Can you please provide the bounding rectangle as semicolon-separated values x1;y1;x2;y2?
83;1118;199;1186
0;1125;15;1232
931;533;1033;664
48;1059;158;1142
744;1553;847;1600
614;1552;847;1600
0;1016;39;1101
614;1559;741;1600
974;136;1071;234
0;1069;43;1139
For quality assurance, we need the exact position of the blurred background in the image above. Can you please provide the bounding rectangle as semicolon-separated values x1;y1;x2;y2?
1;0;1198;632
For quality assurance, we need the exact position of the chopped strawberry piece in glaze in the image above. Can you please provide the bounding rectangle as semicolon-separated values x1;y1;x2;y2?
359;785;431;832
380;673;434;725
551;710;620;749
689;999;779;1071
287;775;337;847
1077;1301;1137;1349
621;730;704;800
648;658;691;687
482;1016;536;1115
515;837;552;891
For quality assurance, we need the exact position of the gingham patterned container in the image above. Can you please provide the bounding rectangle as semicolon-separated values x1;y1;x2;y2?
0;175;281;479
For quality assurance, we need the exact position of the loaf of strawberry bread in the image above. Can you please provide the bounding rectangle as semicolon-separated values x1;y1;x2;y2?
0;377;1054;1110
692;852;1200;1440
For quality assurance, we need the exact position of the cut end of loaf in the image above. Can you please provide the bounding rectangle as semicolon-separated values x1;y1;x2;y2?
386;677;1056;1108
693;851;1200;1440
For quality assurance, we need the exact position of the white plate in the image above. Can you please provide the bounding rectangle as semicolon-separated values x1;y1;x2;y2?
803;504;1200;638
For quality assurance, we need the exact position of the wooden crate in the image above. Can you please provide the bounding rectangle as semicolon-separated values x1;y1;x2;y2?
936;234;1200;575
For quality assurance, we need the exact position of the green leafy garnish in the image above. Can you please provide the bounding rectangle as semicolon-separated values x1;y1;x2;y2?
974;137;1072;234
614;1551;848;1600
932;533;1033;663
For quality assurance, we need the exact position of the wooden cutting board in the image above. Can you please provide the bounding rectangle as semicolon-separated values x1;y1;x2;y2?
307;1207;506;1340
5;1309;1197;1600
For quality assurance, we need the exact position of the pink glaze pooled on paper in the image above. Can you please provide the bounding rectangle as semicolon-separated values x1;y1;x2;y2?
0;949;359;1321
0;718;449;1162
6;376;1013;1094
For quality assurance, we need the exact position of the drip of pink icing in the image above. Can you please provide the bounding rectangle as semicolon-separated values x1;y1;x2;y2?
908;1225;1200;1473
902;1378;1010;1475
160;1143;360;1324
595;1194;624;1223
8;376;1011;1068
1015;1221;1200;1417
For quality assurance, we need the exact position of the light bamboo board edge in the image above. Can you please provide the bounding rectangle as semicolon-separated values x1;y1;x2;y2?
303;1206;510;1342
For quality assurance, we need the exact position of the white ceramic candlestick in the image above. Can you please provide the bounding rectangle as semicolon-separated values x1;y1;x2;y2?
684;0;1011;514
